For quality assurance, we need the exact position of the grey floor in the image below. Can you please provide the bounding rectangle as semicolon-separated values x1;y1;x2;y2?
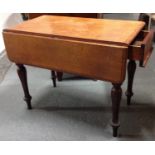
1;13;155;141
0;52;12;83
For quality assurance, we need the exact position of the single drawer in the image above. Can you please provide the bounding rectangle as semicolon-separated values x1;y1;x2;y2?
129;30;154;67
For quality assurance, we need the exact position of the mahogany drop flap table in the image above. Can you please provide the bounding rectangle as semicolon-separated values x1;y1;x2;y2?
2;15;154;137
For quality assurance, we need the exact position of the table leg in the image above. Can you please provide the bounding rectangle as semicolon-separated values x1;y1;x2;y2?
16;64;32;109
111;83;122;137
57;72;63;81
125;60;136;105
51;70;56;87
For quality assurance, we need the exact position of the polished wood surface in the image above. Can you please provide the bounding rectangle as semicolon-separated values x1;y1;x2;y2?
57;72;63;81
27;14;102;81
16;64;32;109
125;60;136;105
129;30;154;66
111;83;122;137
4;15;145;46
3;32;128;83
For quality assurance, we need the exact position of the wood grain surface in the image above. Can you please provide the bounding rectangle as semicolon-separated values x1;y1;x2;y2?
4;15;145;46
3;31;128;83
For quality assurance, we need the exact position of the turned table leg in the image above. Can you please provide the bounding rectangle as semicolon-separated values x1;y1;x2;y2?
125;60;136;105
57;72;63;81
111;83;122;137
51;70;56;87
16;64;32;109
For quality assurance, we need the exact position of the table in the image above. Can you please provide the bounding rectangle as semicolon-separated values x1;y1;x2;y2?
3;15;154;137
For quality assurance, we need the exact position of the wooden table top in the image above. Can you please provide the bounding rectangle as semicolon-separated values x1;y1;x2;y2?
4;15;145;46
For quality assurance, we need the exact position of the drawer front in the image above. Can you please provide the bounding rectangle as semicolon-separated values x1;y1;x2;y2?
129;30;154;67
3;31;128;83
